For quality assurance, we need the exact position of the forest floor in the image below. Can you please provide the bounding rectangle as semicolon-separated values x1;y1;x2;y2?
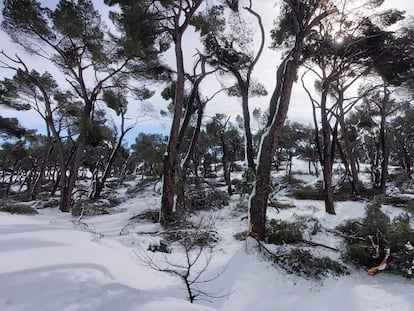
1;159;414;311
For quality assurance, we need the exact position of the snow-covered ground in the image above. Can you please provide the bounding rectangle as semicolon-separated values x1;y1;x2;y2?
1;159;413;311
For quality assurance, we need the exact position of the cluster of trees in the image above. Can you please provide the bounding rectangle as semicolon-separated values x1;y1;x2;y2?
1;0;414;241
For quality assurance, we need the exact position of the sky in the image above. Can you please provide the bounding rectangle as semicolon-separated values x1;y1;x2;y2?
0;0;413;146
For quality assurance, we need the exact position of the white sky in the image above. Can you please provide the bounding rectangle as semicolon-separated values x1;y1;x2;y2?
0;0;413;145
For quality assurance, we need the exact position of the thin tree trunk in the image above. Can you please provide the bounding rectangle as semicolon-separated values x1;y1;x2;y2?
240;87;255;172
92;117;132;200
161;32;185;224
320;86;335;215
31;140;54;200
379;104;389;194
220;129;232;196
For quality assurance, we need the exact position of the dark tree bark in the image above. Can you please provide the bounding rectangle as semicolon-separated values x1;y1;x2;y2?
160;1;203;223
91;111;133;200
320;84;336;215
249;52;301;240
248;2;334;240
379;86;390;194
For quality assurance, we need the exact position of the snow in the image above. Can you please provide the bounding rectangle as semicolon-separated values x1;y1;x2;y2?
1;159;414;311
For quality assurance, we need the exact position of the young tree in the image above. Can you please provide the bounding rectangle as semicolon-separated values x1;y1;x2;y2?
206;114;233;195
131;133;167;179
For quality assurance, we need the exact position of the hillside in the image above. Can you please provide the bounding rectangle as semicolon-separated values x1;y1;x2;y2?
1;158;414;311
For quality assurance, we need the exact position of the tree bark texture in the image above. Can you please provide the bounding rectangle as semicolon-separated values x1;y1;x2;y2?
161;32;185;223
249;54;299;241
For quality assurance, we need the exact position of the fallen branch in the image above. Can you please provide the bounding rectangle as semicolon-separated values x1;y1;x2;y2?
301;239;339;252
326;229;367;242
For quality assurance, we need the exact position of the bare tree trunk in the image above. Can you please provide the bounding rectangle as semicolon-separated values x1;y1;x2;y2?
249;53;298;241
31;140;54;200
240;87;255;172
320;86;335;215
161;32;185;223
219;128;232;196
379;104;389;194
5;159;18;198
92;113;132;200
176;99;205;210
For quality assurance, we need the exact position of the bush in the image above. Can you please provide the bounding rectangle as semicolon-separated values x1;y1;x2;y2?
0;204;38;215
344;244;372;267
233;231;247;241
235;169;255;196
266;219;304;245
337;202;414;278
129;209;160;223
266;216;322;245
71;200;110;216
184;183;229;211
291;186;322;200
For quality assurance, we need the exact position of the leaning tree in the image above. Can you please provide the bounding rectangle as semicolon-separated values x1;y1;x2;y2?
1;0;164;211
249;0;336;241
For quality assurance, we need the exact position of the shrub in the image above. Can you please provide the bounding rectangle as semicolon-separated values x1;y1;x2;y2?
337;202;414;278
344;244;372;267
291;186;322;200
235;169;255;196
266;219;304;245
233;231;247;241
71;200;109;216
0;204;38;215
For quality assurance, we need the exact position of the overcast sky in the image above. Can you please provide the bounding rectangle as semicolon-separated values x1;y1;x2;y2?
1;0;413;145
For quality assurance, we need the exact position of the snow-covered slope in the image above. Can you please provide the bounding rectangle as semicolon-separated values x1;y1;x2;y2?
1;159;413;311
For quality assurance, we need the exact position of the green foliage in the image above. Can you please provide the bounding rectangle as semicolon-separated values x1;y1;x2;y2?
190;5;225;36
102;90;128;116
0;204;38;214
266;248;349;280
235;169;255;196
388;214;414;253
344;244;373;267
291;186;322;200
281;249;349;280
106;0;170;57
266;219;304;245
2;0;52;42
226;80;268;98
337;202;414;278
0;117;30;139
131;133;167;177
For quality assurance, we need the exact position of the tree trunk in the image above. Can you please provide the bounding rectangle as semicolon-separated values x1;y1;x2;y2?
161;32;185;224
249;53;299;241
92;121;130;200
338;93;360;196
31;141;54;200
176;99;205;210
320;86;335;215
379;104;389;194
219;129;232;196
241;87;255;172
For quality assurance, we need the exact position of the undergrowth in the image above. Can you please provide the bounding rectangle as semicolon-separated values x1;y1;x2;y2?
336;200;414;278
